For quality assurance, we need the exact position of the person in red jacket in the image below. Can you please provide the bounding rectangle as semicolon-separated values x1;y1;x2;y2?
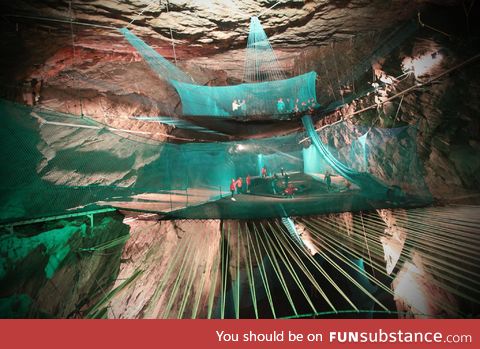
246;174;251;193
236;177;243;194
261;165;267;178
230;178;236;199
284;183;298;198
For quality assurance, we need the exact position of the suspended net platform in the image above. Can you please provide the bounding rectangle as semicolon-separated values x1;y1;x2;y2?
0;99;431;224
119;16;318;120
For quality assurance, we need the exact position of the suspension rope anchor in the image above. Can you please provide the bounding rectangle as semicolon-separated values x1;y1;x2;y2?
258;0;284;18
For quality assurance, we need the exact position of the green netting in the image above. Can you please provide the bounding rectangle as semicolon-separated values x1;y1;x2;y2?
120;21;317;118
257;151;303;177
130;116;227;135
118;27;194;84
302;115;389;196
0;100;431;223
244;16;286;82
302;116;431;199
170;72;317;117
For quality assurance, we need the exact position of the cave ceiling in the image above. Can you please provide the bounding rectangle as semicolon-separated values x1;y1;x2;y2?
5;0;461;59
1;0;467;118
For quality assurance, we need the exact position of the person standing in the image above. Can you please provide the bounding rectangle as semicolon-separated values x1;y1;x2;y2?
301;101;307;111
288;98;294;113
272;174;279;195
276;97;286;114
230;178;236;199
261;165;268;178
232;99;240;116
240;99;247;117
236;177;243;194
325;171;332;191
246;174;251;193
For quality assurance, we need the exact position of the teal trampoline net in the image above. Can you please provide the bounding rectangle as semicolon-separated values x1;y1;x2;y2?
171;72;317;117
119;26;318;118
0;100;431;223
119;27;194;84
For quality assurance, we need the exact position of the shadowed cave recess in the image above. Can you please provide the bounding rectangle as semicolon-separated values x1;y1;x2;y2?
0;0;479;319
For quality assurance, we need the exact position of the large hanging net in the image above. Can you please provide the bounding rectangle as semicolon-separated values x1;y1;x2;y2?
119;27;194;84
0;16;434;224
170;72;317;117
119;16;318;118
0;100;431;224
243;16;286;82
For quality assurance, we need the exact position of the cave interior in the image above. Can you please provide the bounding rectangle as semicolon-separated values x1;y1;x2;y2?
0;0;479;319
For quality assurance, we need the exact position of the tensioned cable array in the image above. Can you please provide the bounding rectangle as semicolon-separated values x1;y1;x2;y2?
243;16;286;83
89;205;480;318
127;0;160;28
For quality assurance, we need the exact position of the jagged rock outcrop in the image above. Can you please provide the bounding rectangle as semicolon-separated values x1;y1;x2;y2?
4;1;460;51
108;219;221;318
393;251;460;318
0;211;129;318
377;208;407;275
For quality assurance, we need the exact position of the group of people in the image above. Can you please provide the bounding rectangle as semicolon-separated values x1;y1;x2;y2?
230;175;251;199
229;166;299;199
227;167;352;201
277;97;319;116
231;97;319;118
263;165;299;198
231;99;247;116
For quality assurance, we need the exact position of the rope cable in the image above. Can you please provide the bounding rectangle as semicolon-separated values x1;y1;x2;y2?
165;0;178;65
127;0;160;27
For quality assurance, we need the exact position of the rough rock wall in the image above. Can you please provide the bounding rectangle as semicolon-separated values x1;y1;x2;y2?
5;0;450;52
0;27;230;121
36;114;162;187
294;208;476;318
399;54;480;199
376;208;474;318
297;26;479;200
0;211;129;318
378;37;479;200
108;219;221;319
392;252;460;318
377;209;407;275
